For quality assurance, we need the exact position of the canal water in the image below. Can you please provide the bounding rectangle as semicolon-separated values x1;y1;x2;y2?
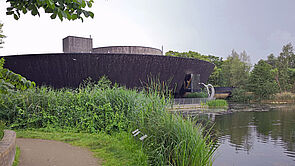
213;106;295;166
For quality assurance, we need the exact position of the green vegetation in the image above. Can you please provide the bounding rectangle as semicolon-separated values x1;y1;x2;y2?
219;50;251;88
0;121;4;139
185;92;208;98
0;25;35;93
16;130;147;166
165;51;224;87
0;23;5;48
166;43;295;103
6;0;94;21
273;92;295;102
248;60;279;101
0;58;36;94
230;88;253;103
1;77;216;165
12;146;20;166
205;100;228;108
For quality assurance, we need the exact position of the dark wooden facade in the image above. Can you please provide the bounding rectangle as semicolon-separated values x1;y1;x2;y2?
3;53;214;94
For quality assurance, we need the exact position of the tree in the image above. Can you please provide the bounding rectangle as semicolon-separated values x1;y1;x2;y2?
165;51;224;86
248;60;278;100
278;43;295;68
265;53;277;68
288;68;295;92
220;50;251;88
0;23;5;48
6;0;94;21
276;43;295;92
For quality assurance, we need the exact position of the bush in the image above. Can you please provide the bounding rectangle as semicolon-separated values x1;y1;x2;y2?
0;79;135;133
205;99;228;108
185;92;208;98
230;88;254;103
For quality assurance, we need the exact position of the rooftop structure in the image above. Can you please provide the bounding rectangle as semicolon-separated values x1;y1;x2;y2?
63;36;163;55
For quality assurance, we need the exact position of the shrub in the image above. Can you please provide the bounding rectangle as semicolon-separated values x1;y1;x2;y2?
230;88;254;103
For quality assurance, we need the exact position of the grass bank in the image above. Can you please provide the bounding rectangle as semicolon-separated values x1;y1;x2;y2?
1;78;217;165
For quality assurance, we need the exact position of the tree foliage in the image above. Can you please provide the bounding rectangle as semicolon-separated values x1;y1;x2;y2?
248;60;278;100
0;58;35;93
0;23;5;48
165;51;224;86
266;53;277;68
220;50;251;88
273;43;295;92
6;0;94;21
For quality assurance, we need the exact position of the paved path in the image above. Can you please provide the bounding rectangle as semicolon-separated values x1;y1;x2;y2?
16;138;99;166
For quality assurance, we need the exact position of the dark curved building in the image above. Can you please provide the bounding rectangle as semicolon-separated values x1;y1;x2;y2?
3;36;215;96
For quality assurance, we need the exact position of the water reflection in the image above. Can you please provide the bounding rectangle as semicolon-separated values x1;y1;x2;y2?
213;106;295;166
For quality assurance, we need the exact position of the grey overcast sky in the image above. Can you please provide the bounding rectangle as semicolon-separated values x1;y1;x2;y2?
1;0;295;64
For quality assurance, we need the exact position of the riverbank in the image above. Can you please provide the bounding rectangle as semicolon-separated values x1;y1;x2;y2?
170;102;295;117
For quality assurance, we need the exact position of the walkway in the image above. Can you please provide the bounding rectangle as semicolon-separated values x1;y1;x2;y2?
16;138;99;166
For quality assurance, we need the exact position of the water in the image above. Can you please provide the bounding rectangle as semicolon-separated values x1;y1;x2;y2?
213;106;295;166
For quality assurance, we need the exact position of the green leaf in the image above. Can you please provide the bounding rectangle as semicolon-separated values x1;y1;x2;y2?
88;11;94;18
47;0;55;9
87;1;92;8
72;14;78;20
7;7;14;11
82;1;87;8
22;8;27;14
6;11;14;15
64;10;71;20
50;13;57;19
82;11;89;17
31;8;38;16
13;14;19;20
57;11;63;21
45;7;53;13
61;11;67;18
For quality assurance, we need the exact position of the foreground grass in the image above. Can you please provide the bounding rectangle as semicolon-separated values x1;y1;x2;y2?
16;129;148;166
1;78;217;165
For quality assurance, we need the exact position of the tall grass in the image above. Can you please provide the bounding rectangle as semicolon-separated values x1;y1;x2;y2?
0;77;217;165
131;84;216;165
